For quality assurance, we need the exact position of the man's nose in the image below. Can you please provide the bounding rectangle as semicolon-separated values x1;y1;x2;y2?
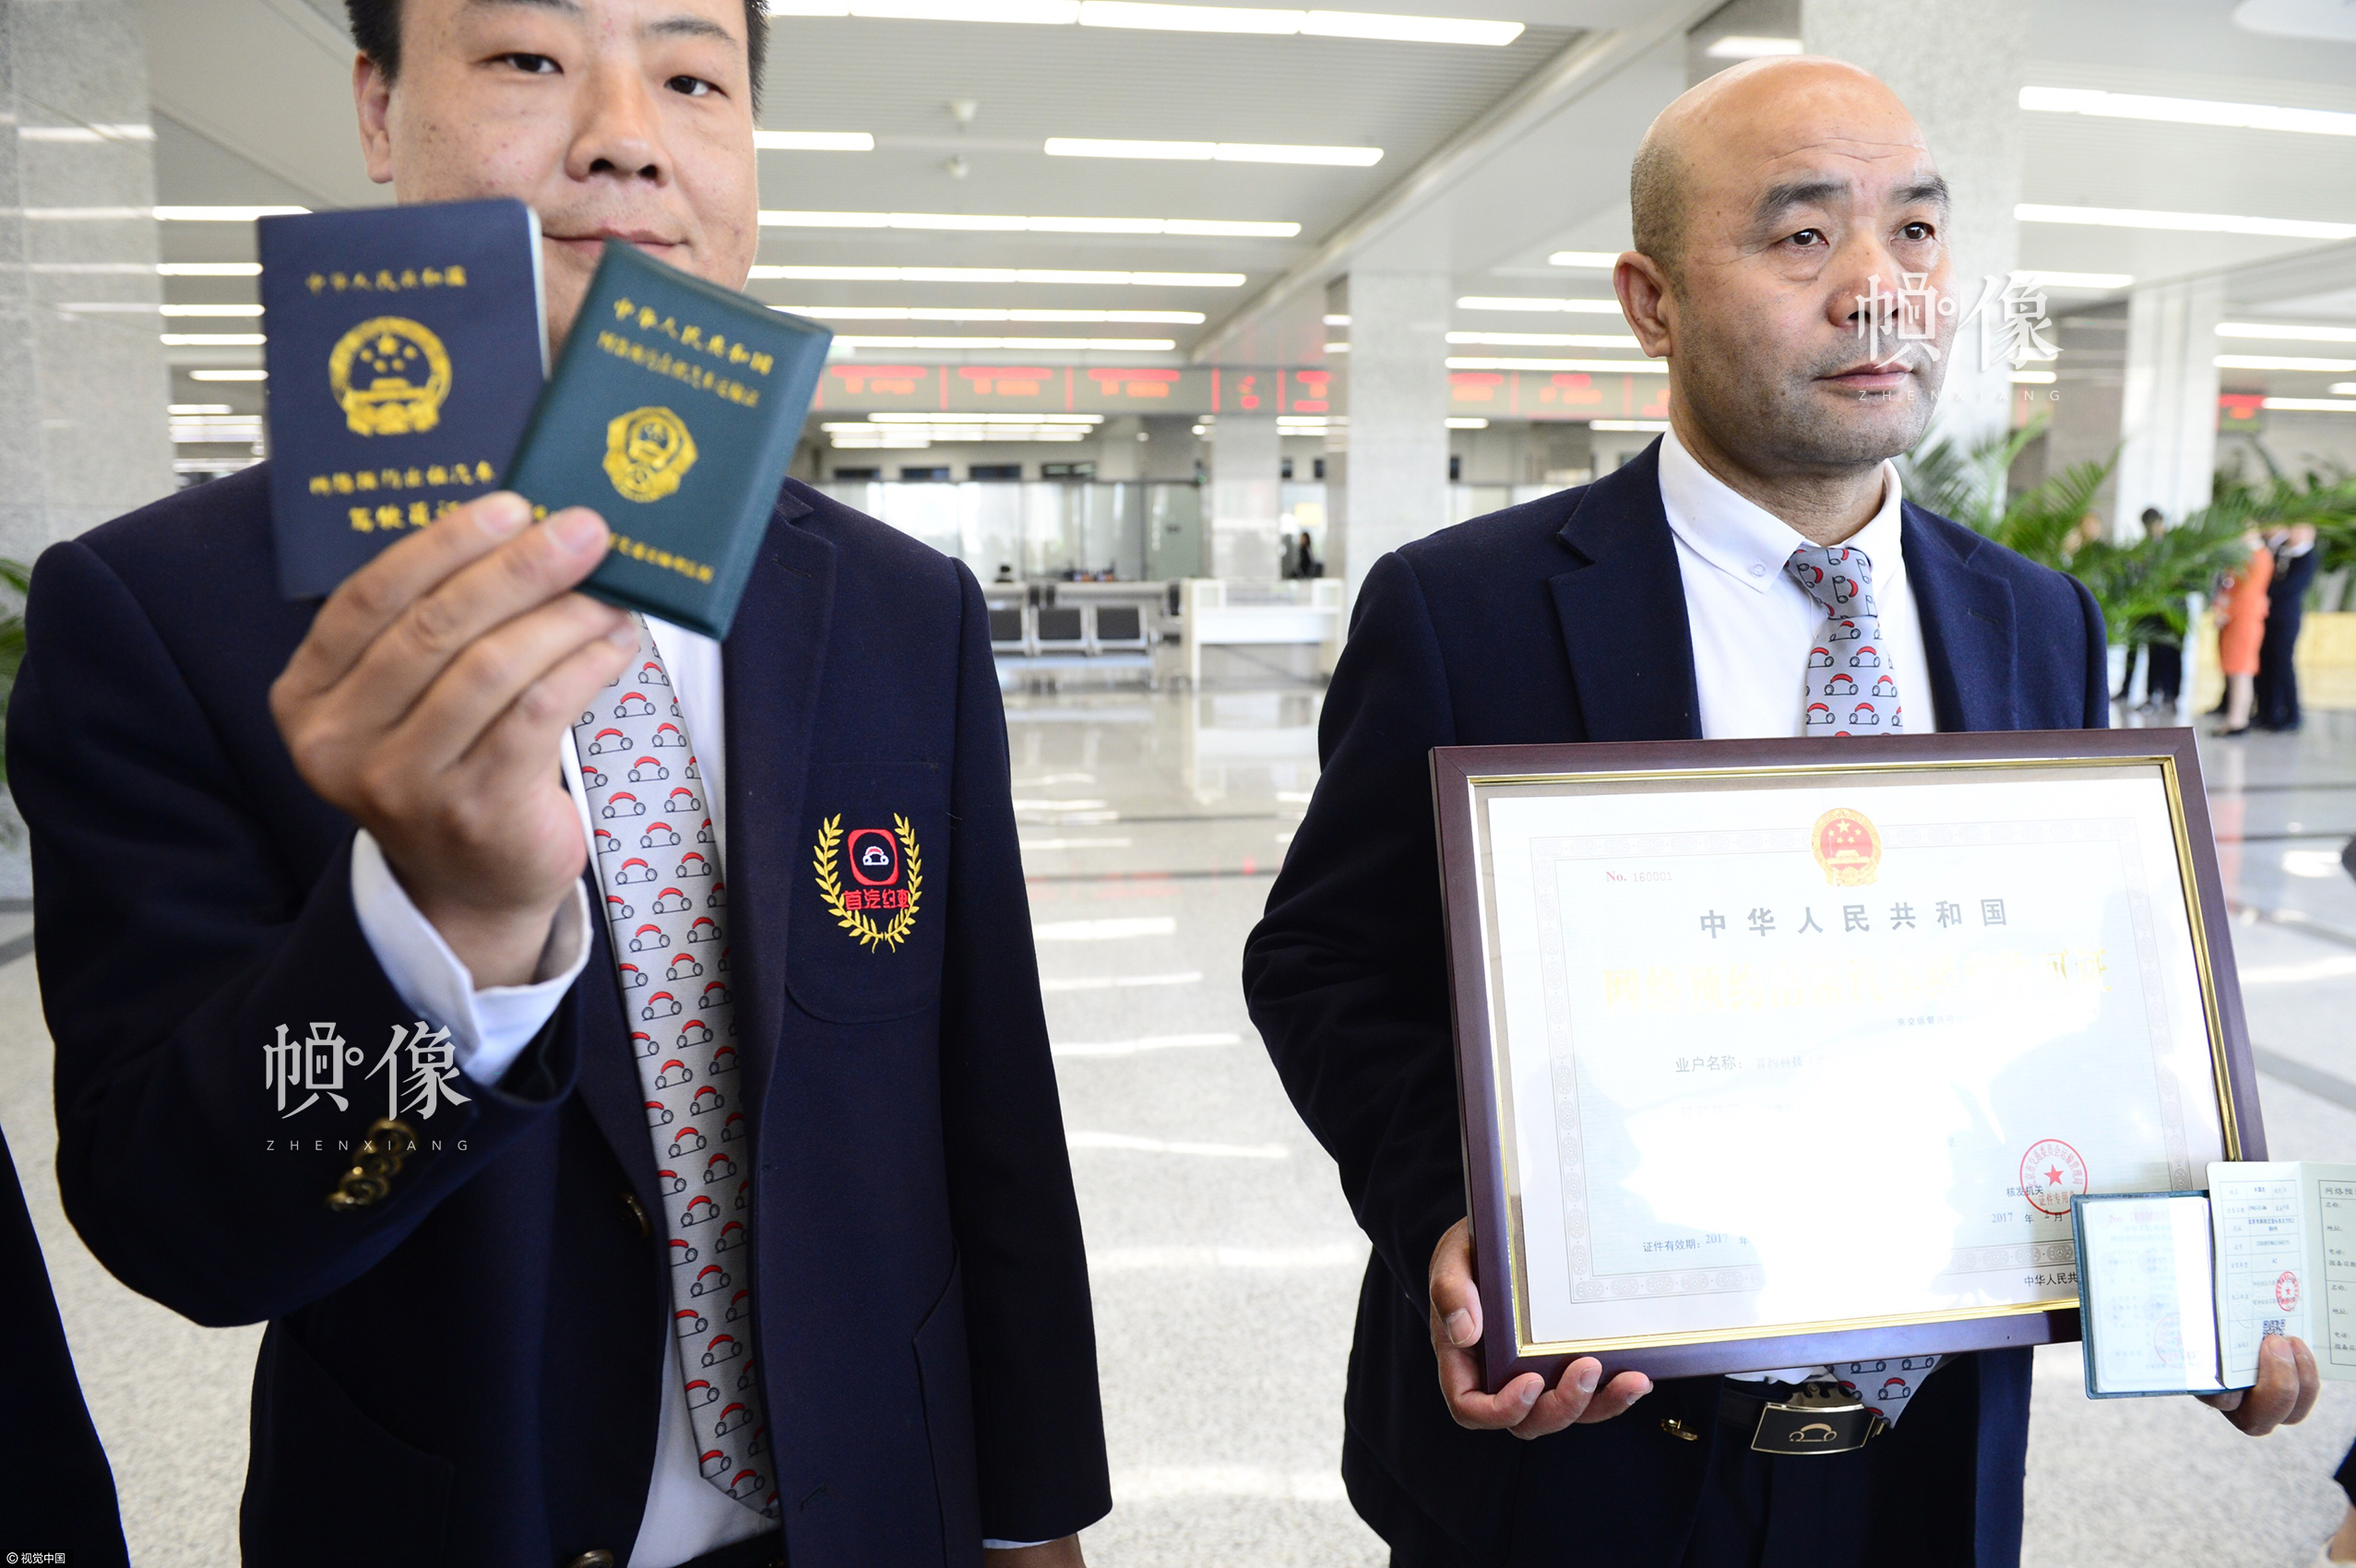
568;60;668;184
1827;236;1905;334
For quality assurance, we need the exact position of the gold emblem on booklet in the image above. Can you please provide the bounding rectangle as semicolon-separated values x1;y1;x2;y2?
604;405;698;504
1811;806;1883;886
328;316;453;436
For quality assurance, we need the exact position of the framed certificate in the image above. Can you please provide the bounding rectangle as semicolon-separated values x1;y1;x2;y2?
1434;728;2263;1391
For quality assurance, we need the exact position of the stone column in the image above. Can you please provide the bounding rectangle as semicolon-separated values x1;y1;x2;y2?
1094;413;1144;481
1208;410;1281;580
1335;268;1452;611
0;0;172;570
2112;278;2224;534
0;0;172;887
1802;0;2029;453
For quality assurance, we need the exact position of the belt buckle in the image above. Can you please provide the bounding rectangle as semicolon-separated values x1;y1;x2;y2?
1750;1380;1883;1455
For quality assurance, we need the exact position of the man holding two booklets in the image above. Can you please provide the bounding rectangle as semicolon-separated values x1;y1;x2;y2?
6;2;1109;1564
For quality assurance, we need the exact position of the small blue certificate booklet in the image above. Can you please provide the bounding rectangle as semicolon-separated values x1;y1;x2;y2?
259;197;547;599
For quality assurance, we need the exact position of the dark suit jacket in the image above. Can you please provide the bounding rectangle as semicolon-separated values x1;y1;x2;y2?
1243;442;2107;1568
6;467;1111;1567
0;1120;128;1562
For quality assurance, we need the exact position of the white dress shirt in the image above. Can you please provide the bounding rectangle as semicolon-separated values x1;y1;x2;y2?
1656;427;1942;1384
349;618;1041;1560
1657;425;1940;741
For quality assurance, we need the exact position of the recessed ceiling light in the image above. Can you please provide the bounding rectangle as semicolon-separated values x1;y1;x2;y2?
1322;313;1350;326
2020;86;2356;137
160;303;265;316
168;403;234;414
1044;137;1382;166
2261;397;2356;411
2332;382;2356;394
1547;251;1619;268
161;333;266;346
2010;370;2058;384
759;210;1300;237
158;262;263;277
780;305;1206;322
1457;295;1624;315
1446;356;1666;372
1323;341;1350;352
754;131;875;150
1446;417;1489;429
750;265;1246;286
770;0;1521;43
2216;353;2356;371
1447;330;1639;348
832;334;1177;350
189;369;268;380
1703;34;1801;58
1592;419;1670;431
153;206;309;221
2017;203;2356;240
2013;269;2134;289
2218;322;2356;343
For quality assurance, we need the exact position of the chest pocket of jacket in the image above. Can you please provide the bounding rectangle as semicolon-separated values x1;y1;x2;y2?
783;762;952;1024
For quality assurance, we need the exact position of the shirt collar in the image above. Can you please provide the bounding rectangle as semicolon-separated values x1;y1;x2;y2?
1657;425;1907;595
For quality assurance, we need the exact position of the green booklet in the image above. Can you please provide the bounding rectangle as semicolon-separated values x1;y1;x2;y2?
2073;1162;2356;1397
506;242;831;638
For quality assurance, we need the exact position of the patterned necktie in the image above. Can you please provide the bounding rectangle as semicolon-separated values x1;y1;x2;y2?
1783;543;1940;1427
1789;543;1905;738
573;621;777;1522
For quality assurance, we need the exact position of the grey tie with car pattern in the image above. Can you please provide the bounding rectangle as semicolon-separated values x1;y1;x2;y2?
573;617;776;1520
1788;543;1905;738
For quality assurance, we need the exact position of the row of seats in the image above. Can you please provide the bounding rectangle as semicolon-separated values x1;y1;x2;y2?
988;600;1153;658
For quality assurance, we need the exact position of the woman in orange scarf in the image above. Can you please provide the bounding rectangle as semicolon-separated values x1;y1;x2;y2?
2216;532;2273;735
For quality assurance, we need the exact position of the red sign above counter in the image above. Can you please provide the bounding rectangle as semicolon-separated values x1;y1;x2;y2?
807;362;1667;420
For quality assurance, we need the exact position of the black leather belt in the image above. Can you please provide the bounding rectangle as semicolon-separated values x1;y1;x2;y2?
1717;1379;1884;1455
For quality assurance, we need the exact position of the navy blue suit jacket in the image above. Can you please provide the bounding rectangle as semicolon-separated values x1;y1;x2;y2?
0;1121;127;1562
7;467;1111;1566
1243;442;2107;1567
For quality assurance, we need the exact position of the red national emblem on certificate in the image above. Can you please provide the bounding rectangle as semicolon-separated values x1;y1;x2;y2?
2279;1269;2301;1311
1810;807;1883;886
2019;1138;2088;1217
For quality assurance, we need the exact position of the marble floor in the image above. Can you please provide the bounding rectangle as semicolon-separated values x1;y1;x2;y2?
9;683;2356;1565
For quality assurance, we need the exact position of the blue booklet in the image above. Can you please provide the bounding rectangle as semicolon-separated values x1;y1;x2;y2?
259;198;547;599
503;242;833;639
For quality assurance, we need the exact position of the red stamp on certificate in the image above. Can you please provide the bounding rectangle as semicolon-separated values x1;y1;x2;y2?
2019;1139;2088;1217
2279;1270;2301;1311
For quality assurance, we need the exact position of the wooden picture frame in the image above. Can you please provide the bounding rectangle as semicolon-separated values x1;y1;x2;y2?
1433;728;2262;1393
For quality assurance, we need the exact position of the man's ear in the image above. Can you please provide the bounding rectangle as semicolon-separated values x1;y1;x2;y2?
354;53;396;185
1615;252;1675;361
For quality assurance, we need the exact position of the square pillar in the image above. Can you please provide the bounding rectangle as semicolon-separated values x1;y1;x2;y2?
2114;278;2223;533
1335;268;1452;612
1209;410;1281;580
0;0;172;568
1803;0;2029;452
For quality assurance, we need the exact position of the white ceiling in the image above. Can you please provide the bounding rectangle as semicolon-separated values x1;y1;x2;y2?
144;0;2356;402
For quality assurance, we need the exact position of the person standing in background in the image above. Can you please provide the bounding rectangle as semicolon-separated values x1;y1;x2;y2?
2119;507;2183;715
2217;531;2274;735
2255;523;2321;731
